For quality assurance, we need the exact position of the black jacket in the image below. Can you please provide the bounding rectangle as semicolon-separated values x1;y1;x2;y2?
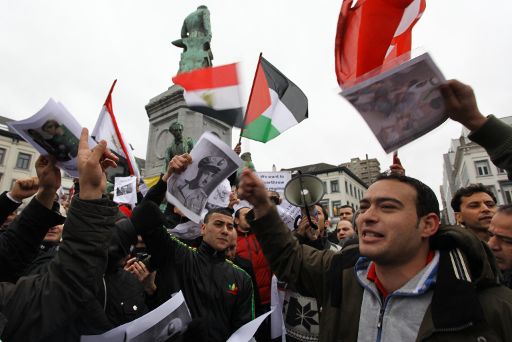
0;191;21;227
22;242;60;276
0;196;117;341
0;195;64;283
105;268;148;327
133;201;254;342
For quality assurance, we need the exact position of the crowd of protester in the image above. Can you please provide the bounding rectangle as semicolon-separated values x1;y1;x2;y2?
1;78;512;341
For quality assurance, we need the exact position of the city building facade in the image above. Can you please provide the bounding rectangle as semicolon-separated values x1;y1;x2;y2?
282;163;368;222
339;155;381;186
440;116;512;224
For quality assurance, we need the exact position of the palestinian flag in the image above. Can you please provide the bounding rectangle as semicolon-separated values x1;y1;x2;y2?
241;56;308;143
172;63;244;128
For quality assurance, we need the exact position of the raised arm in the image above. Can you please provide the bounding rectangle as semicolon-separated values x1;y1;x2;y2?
238;169;335;302
0;176;39;226
441;79;512;179
0;157;64;282
142;154;192;205
0;128;120;340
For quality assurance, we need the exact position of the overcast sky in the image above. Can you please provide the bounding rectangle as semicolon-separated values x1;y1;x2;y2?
1;0;511;203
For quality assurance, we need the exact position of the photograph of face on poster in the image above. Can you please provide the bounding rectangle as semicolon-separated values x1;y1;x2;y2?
166;132;242;223
26;119;79;162
7;98;95;177
342;53;447;153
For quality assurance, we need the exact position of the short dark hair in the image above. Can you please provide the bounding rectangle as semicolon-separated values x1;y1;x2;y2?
339;204;354;213
497;204;512;215
375;173;440;218
450;184;497;212
204;207;234;223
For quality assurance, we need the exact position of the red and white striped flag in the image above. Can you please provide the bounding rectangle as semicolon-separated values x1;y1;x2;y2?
92;80;140;179
335;0;426;88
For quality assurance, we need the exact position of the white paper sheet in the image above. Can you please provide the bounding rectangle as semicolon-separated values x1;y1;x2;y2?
227;307;275;342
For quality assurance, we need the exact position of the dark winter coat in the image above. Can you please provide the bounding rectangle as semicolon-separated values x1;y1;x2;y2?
0;196;117;341
250;208;512;341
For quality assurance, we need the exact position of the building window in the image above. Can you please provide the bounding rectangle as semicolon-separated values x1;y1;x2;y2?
485;185;498;203
475;160;491;177
498;168;506;174
349;183;353;197
345;181;348;192
332;200;341;216
331;180;339;193
0;172;3;186
0;148;6;165
16;152;31;170
501;182;512;204
323;181;327;194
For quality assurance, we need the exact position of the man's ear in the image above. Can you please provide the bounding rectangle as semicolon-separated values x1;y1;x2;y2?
200;223;206;236
454;212;462;225
420;213;440;238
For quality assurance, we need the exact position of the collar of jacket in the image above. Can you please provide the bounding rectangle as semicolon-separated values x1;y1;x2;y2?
199;241;226;261
427;225;500;330
330;225;500;330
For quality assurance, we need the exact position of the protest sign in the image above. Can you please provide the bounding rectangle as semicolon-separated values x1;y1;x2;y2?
342;53;447;153
113;176;137;208
256;171;291;194
166;132;242;223
7;99;95;177
81;291;191;342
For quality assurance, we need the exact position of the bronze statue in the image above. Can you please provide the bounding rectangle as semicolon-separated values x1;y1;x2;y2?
172;5;214;73
163;122;194;172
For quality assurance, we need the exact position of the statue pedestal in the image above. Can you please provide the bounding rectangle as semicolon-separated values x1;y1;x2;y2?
144;85;232;178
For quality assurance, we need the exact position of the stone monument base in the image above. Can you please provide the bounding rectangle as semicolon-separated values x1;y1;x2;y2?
144;85;232;178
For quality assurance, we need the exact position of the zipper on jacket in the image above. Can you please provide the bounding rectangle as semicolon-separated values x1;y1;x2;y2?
376;302;386;342
420;322;474;341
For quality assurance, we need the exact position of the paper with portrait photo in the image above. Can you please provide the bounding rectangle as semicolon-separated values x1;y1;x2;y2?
81;291;191;342
166;132;242;223
113;176;137;208
341;53;447;153
169;180;233;240
6;98;96;177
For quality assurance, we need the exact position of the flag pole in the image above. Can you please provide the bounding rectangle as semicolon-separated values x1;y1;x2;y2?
104;79;136;177
238;52;263;145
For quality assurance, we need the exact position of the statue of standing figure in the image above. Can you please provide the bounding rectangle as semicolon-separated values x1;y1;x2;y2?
163;122;194;172
172;5;214;73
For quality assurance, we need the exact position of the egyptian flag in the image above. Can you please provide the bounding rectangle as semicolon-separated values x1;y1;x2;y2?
92;80;141;180
335;0;426;88
241;56;308;143
172;63;244;128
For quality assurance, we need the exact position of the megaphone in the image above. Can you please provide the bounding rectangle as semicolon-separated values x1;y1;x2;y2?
284;174;325;207
284;172;325;230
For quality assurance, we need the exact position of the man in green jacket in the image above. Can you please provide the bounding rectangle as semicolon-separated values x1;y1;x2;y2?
238;168;512;341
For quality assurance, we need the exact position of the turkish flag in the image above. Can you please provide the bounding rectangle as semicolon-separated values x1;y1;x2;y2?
335;0;426;88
